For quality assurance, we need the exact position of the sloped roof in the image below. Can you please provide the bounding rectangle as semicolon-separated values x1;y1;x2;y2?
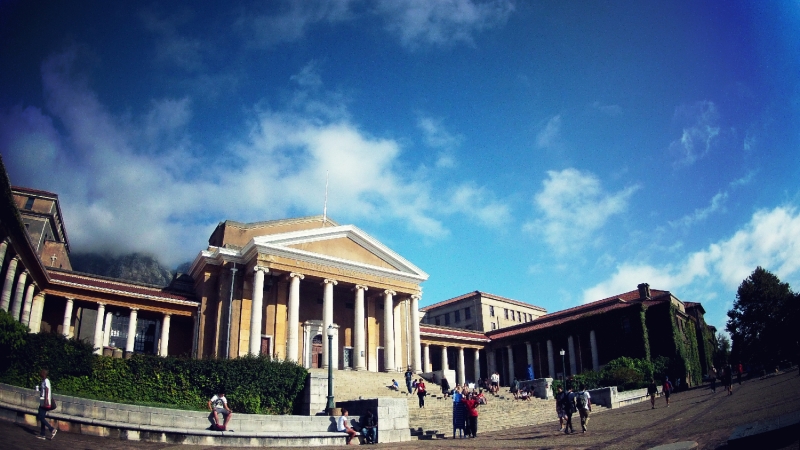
486;289;671;339
420;324;491;342
48;270;196;306
420;290;546;312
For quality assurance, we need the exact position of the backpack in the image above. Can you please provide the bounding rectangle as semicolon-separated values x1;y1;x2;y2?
575;391;588;410
560;392;576;413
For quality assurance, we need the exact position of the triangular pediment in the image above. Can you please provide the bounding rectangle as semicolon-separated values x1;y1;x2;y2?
246;225;428;281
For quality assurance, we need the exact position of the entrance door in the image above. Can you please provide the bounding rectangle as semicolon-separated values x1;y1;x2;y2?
311;334;323;368
377;347;385;372
343;347;353;369
260;337;271;358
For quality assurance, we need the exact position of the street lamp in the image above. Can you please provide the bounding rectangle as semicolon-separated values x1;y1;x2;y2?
559;349;566;389
326;325;336;413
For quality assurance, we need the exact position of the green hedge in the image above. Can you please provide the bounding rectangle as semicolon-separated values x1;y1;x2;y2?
550;356;672;396
0;310;308;414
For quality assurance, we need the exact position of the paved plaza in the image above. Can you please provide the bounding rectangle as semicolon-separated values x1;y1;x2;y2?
1;370;798;450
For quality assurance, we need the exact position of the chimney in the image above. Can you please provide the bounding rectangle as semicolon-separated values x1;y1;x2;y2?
637;283;651;299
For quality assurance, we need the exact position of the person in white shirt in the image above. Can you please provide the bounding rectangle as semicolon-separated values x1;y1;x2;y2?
36;369;57;440
207;391;233;430
337;408;357;445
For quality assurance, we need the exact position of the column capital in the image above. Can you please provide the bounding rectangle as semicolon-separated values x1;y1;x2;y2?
384;289;396;296
322;278;338;286
129;307;139;312
289;272;305;280
65;297;74;302
97;302;106;307
10;255;19;262
410;294;421;301
253;265;268;274
163;312;172;317
353;284;368;291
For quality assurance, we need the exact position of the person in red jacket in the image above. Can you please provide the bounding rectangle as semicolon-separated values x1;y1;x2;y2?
461;392;479;438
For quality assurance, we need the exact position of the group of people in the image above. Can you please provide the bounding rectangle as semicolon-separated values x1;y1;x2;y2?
555;384;592;434
337;408;378;445
450;384;481;438
708;363;742;395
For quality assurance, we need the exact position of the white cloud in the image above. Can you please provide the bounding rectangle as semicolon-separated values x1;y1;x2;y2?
591;101;622;117
669;100;720;166
535;115;561;149
0;49;510;266
669;191;728;228
417;116;463;168
139;9;204;72
583;206;800;302
523;168;639;255
376;0;515;49
237;0;355;48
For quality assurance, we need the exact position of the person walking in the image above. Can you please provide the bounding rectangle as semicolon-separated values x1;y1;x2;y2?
452;387;466;438
414;378;426;408
562;386;576;434
647;379;658;409
737;362;743;385
663;376;673;407
462;392;479;438
723;364;733;395
441;377;451;398
36;369;57;440
575;384;592;433
404;367;414;394
555;386;568;430
709;366;717;393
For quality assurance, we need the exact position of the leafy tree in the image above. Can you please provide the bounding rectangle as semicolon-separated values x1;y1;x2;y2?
727;267;798;368
713;332;730;368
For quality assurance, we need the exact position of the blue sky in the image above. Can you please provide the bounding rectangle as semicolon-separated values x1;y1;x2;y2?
1;1;799;334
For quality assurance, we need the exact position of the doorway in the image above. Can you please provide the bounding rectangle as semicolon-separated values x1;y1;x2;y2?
311;334;323;368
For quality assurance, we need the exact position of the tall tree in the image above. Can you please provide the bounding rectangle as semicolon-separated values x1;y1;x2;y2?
727;267;797;368
713;332;730;368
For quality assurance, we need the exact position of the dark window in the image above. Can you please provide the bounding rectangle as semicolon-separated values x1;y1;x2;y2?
24;197;35;210
435;316;441;326
465;324;472;330
444;313;451;325
489;306;495;317
454;310;460;322
491;322;497;330
622;317;631;334
504;309;509;319
464;307;471;320
517;311;521;322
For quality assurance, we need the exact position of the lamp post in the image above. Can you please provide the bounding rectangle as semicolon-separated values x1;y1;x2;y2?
559;349;566;388
326;325;335;413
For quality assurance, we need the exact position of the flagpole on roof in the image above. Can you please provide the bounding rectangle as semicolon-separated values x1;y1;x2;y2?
322;170;329;227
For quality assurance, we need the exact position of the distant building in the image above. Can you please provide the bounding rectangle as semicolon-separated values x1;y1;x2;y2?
12;186;72;271
420;291;546;332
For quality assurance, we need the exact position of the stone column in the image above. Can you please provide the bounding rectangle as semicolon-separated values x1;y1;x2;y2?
29;292;45;333
322;278;338;368
21;282;36;326
457;347;466;385
160;313;171;356
286;273;304;363
353;285;368;371
473;349;481;382
383;290;395;372
567;335;577;375
410;294;422;373
590;330;599;371
423;344;431;373
93;303;106;354
10;269;28;320
62;297;74;337
547;339;555;379
507;345;515;383
441;345;449;371
249;266;268;356
0;256;19;312
125;308;138;354
526;341;534;379
103;311;113;347
0;240;8;272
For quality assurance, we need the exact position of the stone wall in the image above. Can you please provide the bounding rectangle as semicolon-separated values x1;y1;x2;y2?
335;398;410;443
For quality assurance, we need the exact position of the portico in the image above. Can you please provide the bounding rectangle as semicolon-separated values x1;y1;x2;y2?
189;217;428;372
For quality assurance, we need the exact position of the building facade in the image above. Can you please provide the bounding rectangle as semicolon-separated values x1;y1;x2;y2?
421;291;547;331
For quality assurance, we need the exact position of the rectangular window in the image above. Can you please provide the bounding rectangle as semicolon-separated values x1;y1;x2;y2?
435;316;441;326
464;307;471;320
517;311;521;321
454;310;460;322
489;306;495;317
444;313;451;325
24;197;35;210
491;322;497;330
504;308;509;319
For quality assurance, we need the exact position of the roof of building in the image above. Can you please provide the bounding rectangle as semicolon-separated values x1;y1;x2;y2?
223;215;340;230
420;324;491;342
420;290;546;313
486;288;672;340
48;270;197;305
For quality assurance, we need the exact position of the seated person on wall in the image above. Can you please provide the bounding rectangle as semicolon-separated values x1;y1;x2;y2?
387;379;400;391
338;408;358;445
359;409;378;444
208;390;233;431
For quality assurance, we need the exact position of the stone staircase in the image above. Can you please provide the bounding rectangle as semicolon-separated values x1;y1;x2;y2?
316;369;565;440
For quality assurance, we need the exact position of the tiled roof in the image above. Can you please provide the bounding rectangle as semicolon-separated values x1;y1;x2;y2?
48;270;196;304
486;290;672;340
420;324;491;342
420;290;546;313
12;185;59;198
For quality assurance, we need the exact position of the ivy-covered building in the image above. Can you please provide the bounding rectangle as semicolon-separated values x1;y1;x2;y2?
484;283;716;387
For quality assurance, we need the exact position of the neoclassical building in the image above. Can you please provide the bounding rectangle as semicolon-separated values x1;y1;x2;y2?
189;217;429;373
